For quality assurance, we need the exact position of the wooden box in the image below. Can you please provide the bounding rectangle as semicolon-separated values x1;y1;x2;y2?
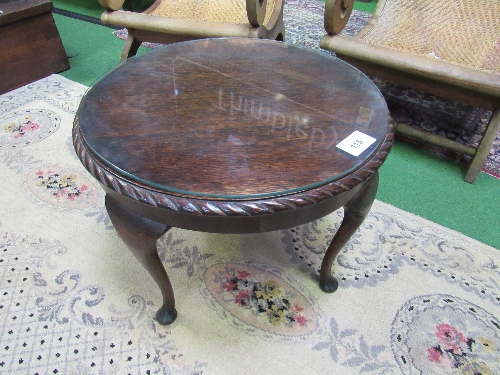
0;0;70;95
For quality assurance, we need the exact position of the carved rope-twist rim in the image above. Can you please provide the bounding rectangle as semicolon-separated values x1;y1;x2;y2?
73;119;394;217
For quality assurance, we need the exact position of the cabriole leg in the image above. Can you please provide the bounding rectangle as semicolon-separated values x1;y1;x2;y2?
319;172;379;292
105;195;177;325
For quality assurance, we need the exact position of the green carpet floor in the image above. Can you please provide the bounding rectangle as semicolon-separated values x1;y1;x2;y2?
52;1;499;250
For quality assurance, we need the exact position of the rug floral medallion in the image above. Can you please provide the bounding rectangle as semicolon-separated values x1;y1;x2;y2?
391;295;500;375
0;109;60;148
1;75;498;374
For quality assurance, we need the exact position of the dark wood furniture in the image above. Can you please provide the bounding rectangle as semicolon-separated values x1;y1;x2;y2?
73;39;394;325
321;0;500;183
0;0;69;95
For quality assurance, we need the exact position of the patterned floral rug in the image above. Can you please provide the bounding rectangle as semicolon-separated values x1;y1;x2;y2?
114;0;500;179
0;75;499;374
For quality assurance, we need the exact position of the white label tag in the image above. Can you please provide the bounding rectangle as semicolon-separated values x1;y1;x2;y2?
336;131;376;157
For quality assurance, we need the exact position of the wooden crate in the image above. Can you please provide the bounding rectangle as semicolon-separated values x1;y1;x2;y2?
0;0;70;95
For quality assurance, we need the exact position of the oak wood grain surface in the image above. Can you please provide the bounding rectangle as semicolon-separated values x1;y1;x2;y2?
77;38;389;199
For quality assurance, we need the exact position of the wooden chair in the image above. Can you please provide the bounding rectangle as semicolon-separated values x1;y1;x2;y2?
320;0;500;183
98;0;285;62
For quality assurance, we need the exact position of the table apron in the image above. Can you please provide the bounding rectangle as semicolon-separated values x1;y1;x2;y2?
103;183;366;234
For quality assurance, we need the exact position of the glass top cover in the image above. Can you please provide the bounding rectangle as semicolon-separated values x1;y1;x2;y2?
77;39;390;199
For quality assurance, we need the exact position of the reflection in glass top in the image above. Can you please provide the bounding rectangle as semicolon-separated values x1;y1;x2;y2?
78;39;390;199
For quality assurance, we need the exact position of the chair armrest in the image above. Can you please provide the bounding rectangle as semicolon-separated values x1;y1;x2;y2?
324;0;354;35
246;0;267;26
101;10;256;38
320;34;500;99
98;0;126;11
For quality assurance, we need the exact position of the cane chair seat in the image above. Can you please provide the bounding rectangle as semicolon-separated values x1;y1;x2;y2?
149;0;276;26
321;0;500;183
98;0;285;61
360;0;500;73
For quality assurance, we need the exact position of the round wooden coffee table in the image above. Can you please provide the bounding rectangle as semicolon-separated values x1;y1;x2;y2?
73;38;394;325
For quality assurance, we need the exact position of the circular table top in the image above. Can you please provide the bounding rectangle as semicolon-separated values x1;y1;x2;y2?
76;39;390;200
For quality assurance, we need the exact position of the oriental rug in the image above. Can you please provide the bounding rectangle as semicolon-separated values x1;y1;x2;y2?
0;75;499;374
114;0;500;179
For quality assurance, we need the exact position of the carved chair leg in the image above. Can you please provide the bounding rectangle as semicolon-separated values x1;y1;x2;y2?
120;29;142;62
464;108;500;183
105;195;177;325
319;172;379;293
